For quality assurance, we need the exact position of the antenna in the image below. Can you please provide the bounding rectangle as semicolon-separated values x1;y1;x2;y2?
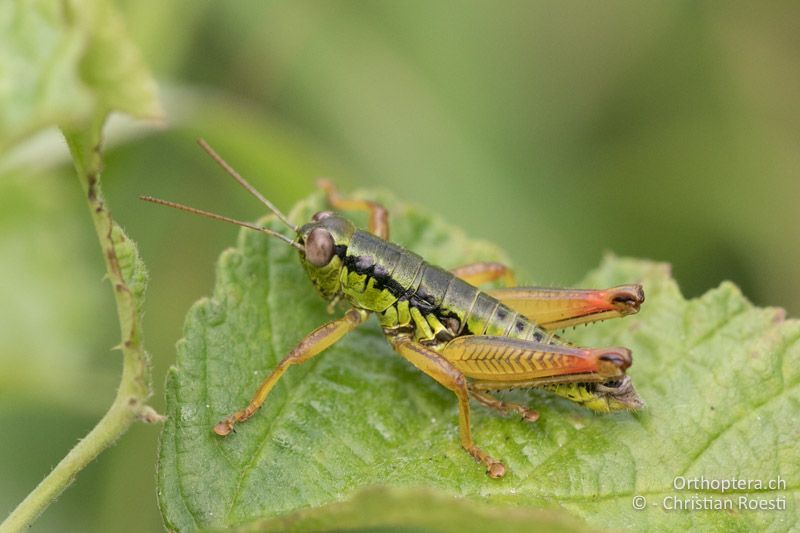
196;138;298;232
140;196;304;251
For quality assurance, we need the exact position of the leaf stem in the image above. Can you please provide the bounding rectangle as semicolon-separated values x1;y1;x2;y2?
0;122;162;532
2;393;136;532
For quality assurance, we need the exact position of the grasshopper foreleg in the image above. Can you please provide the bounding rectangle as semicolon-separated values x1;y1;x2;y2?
318;179;389;239
469;389;540;422
214;307;368;436
450;262;516;287
388;335;506;478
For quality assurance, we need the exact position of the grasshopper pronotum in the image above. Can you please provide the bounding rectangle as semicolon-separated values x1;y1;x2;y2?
143;140;644;478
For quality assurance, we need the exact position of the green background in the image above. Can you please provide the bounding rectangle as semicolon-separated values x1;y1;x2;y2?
1;2;798;531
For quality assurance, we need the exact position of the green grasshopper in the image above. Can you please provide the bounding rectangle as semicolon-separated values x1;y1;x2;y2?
143;140;645;478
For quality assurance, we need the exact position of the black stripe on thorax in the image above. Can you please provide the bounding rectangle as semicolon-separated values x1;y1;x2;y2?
340;245;407;297
341;241;455;330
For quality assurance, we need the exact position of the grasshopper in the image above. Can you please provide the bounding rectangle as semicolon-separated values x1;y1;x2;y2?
143;140;645;478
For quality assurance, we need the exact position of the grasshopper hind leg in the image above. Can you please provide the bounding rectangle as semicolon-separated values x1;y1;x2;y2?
388;335;506;478
470;389;540;423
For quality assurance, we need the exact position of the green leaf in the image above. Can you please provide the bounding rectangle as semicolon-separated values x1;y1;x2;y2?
0;0;159;151
159;190;799;531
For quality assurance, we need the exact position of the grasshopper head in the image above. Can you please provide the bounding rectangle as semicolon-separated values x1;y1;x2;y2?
297;211;356;300
140;142;356;304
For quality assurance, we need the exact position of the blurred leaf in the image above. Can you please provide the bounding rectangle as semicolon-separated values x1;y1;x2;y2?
159;190;798;531
223;486;589;533
0;0;159;152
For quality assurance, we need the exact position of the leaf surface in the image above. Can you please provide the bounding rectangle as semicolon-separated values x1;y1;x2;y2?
159;190;799;531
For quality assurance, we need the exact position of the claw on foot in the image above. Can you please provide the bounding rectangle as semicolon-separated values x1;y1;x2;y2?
467;445;506;479
213;419;234;436
522;409;539;423
487;461;506;479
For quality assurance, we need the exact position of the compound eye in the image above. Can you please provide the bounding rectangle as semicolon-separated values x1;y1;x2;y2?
305;228;335;267
312;211;334;222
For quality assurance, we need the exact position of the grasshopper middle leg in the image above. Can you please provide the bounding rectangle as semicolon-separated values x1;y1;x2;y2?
318;179;389;239
450;262;516;287
388;335;506;478
214;308;368;436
